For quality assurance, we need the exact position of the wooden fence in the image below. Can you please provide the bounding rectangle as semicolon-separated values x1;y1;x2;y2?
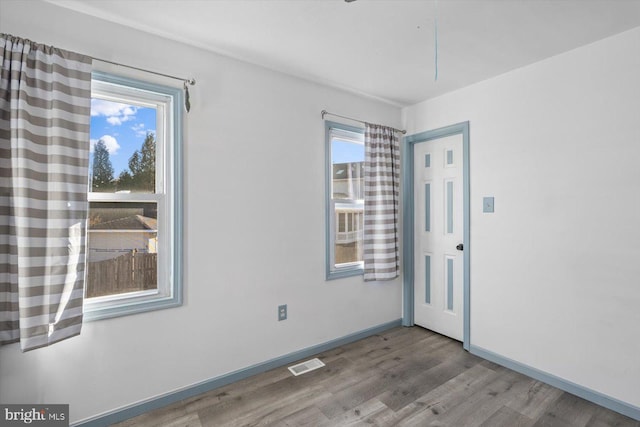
87;252;157;298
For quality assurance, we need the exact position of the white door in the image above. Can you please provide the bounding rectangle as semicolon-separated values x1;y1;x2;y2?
413;134;464;341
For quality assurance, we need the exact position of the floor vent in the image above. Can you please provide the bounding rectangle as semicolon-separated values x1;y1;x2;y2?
288;358;325;376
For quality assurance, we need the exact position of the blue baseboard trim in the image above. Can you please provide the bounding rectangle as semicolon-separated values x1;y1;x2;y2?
470;345;640;421
74;319;403;427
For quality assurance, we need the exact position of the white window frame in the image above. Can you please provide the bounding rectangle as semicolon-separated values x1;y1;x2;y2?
325;121;365;280
83;72;183;321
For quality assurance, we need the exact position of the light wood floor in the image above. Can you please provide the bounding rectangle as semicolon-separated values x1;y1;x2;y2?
115;326;639;427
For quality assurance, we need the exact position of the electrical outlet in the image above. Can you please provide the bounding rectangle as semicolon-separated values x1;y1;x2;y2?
278;304;287;321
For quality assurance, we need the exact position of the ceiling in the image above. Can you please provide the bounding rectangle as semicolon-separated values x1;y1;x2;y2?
48;0;640;106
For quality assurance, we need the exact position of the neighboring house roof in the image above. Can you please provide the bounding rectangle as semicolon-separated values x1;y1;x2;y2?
91;215;157;231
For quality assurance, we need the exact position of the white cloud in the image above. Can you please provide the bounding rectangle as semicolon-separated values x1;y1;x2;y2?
106;116;123;126
132;123;156;138
90;135;120;155
132;123;146;137
92;99;138;126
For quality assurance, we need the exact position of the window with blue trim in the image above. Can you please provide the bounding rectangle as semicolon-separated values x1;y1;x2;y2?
84;72;183;320
326;121;365;280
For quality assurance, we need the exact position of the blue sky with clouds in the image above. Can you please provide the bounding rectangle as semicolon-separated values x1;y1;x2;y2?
90;98;156;176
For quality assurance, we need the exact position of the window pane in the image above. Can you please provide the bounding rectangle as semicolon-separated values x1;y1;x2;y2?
90;98;157;193
335;208;363;265
332;137;364;267
331;139;364;200
86;202;158;298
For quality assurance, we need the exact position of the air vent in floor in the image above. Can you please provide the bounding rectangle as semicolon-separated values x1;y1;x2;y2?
288;358;325;376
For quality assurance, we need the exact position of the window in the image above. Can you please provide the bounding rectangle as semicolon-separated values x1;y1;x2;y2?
84;72;183;320
325;121;365;279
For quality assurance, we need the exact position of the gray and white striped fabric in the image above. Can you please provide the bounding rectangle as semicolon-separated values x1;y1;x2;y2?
363;124;400;281
0;34;92;351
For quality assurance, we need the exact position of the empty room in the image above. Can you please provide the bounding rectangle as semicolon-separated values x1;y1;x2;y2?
1;0;639;426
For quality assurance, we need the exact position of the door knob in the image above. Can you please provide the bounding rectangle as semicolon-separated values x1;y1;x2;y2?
456;243;464;251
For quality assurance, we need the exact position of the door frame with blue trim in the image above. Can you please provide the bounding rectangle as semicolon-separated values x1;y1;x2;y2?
402;121;470;351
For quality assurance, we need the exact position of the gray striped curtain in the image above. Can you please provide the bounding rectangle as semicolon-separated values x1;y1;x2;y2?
0;34;92;351
363;124;400;281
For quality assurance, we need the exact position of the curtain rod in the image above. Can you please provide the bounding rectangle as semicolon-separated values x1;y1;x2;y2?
93;57;195;86
321;110;406;134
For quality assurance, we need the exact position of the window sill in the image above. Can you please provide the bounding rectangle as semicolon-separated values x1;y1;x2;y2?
326;266;364;281
83;292;182;321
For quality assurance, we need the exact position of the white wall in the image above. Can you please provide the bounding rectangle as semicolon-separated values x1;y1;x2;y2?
0;1;402;423
403;27;640;408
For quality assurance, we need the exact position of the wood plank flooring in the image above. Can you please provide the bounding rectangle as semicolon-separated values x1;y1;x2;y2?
114;326;639;427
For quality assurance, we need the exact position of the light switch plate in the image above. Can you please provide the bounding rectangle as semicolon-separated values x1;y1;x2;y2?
483;197;495;213
278;304;287;321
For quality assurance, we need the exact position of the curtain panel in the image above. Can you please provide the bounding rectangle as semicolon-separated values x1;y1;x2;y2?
363;124;400;281
0;34;92;351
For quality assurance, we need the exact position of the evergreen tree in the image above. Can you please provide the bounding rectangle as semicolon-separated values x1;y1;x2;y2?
92;140;114;191
116;170;134;191
113;133;156;192
128;150;141;177
138;132;156;192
